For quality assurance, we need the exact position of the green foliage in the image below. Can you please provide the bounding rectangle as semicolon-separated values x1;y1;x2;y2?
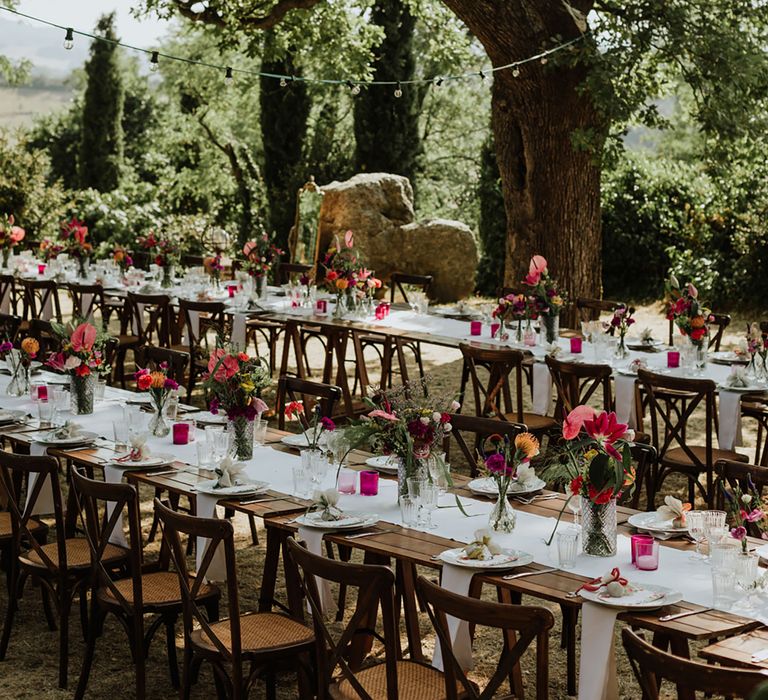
475;131;505;296
78;13;125;192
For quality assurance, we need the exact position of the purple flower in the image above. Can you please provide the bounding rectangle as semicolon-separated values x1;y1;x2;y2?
731;526;747;541
164;378;179;391
0;341;13;353
485;453;511;475
407;419;433;440
209;397;220;415
320;416;336;432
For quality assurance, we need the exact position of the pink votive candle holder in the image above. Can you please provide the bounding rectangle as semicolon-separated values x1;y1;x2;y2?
37;263;46;275
173;422;190;445
383;302;391;317
470;321;482;336
227;284;238;298
36;385;48;401
375;304;386;320
635;539;659;571
359;470;379;496
316;299;327;315
667;350;680;368
337;468;357;495
631;534;654;564
570;337;583;354
490;322;500;338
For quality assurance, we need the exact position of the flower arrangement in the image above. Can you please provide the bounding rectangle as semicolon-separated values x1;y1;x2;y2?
138;230;179;287
322;231;381;314
1;337;39;396
611;304;636;357
112;244;133;272
664;275;712;346
521;255;566;344
544;405;635;555
204;253;224;287
135;363;180;436
203;349;270;460
46;320;112;414
721;478;768;553
284;399;336;450
745;323;768;376
0;214;25;266
241;229;284;279
493;293;528;341
42;218;94;276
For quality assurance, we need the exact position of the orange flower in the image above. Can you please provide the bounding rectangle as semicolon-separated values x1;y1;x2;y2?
149;371;166;389
20;337;39;357
335;278;349;290
690;315;706;329
514;432;540;459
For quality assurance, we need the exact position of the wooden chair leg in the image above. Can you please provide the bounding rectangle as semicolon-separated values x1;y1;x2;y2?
74;602;101;700
164;615;180;689
497;587;525;698
247;514;260;546
58;589;72;688
0;558;19;659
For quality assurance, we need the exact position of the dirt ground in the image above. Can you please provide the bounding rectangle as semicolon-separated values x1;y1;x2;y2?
0;301;756;698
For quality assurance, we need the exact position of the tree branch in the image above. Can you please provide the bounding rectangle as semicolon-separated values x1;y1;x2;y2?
170;0;324;30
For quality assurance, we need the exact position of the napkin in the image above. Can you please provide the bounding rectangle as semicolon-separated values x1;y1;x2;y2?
214;456;245;488
725;366;749;388
640;328;655;343
516;461;539;488
432;563;475;672
578;602;619;700
49;421;82;440
717;389;744;450
656;495;691;528
628;359;647;373
231;313;248;350
531;362;553;416
103;465;129;547
195;493;228;582
309;488;343;521
462;528;502;561
296;525;337;615
116;434;151;463
26;441;55;516
613;374;638;429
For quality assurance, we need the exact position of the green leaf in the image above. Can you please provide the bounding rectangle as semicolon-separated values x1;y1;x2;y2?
588;452;611;491
454;494;470;517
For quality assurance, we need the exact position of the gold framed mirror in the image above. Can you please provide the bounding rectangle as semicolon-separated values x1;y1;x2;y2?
288;177;324;273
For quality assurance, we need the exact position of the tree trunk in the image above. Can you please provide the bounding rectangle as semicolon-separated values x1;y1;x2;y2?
441;0;604;301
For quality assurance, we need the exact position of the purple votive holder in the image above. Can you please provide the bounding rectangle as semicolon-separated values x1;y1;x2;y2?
360;470;379;496
635;539;659;571
631;533;654;565
470;321;482;336
337;468;357;494
36;385;48;401
173;422;190;445
570;337;583;354
667;350;680;368
490;322;500;338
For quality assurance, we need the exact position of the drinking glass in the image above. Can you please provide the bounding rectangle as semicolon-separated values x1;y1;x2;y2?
253;418;268;446
711;567;736;609
399;496;418;527
427;453;450;494
567;496;582;527
211;430;231;463
710;539;738;570
686;511;707;559
113;421;129;453
127;407;147;437
557;529;579;569
325;430;348;466
408;477;438;528
94;379;107;402
420;483;439;529
291;465;311;497
37;400;53;427
196;440;214;468
701;510;727;558
337;468;357;495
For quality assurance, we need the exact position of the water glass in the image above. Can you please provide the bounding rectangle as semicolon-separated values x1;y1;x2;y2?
196;440;214;468
53;388;68;412
557;529;579;569
710;539;739;570
337;468;357;495
399;496;418;527
94;379;107;402
113;421;129;453
711;567;736;609
292;465;311;497
253;418;268;446
37;400;53;427
686;511;707;559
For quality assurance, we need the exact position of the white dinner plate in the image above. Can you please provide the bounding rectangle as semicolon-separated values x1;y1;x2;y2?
365;455;399;473
627;511;689;534
281;431;328;449
194;479;269;496
0;409;26;424
580;583;682;610
294;512;378;530
626;340;664;350
437;547;534;570
467;476;547;497
195;413;228;425
34;430;98;446
718;384;765;394
710;351;748;365
106;455;174;469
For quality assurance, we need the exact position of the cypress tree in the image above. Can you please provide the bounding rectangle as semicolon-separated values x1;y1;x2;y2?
354;0;421;188
259;31;311;248
476;130;507;296
78;13;125;192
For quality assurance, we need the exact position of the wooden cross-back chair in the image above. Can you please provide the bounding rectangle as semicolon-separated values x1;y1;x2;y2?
442;413;527;478
115;292;172;387
71;469;219;700
27;318;59;358
0;451;127;689
276;376;342;430
67;282;119;328
574;297;624;333
286;538;449;700
20;278;62;324
0;312;21;343
459;343;557;437
173;299;226;400
667;312;730;351
738;393;768;467
714;459;768;537
416;576;554;700
135;344;190;385
622;628;768;699
623;442;659;511
545;355;613;419
0;274;18;316
636;369;747;507
389;272;432;305
155;500;314;699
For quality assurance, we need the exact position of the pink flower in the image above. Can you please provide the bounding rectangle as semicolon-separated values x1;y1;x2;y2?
368;408;398;422
687;283;698;299
344;230;354;248
207;349;239;382
252;397;268;415
524;255;547;285
9;226;24;243
64;355;82;370
731;526;747;541
70;323;97;352
583;411;629;460
562;405;597;440
744;508;765;523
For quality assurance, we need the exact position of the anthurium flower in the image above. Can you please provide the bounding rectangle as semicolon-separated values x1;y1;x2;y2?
70;322;97;353
583;411;629;460
562;405;598;440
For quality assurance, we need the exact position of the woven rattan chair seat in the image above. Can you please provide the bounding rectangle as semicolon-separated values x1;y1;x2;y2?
192;612;313;655
331;660;454;700
0;511;47;539
99;571;218;607
22;538;127;570
499;411;557;432
662;446;748;471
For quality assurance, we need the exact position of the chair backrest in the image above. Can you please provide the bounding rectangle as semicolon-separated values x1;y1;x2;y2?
177;299;226;360
277;262;312;285
624;441;658;510
28;318;59;358
286;538;400;700
154;499;242;666
0;450;67;574
575;297;623;324
416;576;553;700
443;413;527;478
545;355;613;418
0;312;21;343
0;274;17;315
68;282;107;326
714;459;768;535
21;278;62;323
388;272;432;304
126;292;172;346
459;343;528;421
136;344;190;384
71;468;145;615
668;312;730;351
181;254;205;268
622;628;768;699
276;375;342;430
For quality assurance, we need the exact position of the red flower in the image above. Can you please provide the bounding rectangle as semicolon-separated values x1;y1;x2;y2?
588;484;614;504
137;374;152;390
238;352;249;362
583;411;629;460
440;412;451;424
690;327;706;341
570;475;584;496
284;401;304;419
75;364;91;377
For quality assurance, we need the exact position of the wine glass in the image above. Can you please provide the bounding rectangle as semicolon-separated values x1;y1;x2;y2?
419;482;439;529
701;510;727;558
686;511;706;560
427;452;450;494
407;477;431;527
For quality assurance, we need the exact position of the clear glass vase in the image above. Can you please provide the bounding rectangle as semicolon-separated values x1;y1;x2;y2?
488;482;516;533
70;373;95;415
228;416;254;461
6;350;29;397
161;265;173;289
396;455;423;501
581;496;617;557
256;274;268;300
615;336;630;360
302;448;328;488
540;315;560;346
149;395;170;437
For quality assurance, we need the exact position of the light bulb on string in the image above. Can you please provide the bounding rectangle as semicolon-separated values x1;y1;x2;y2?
279;77;288;87
149;51;159;72
63;27;74;50
512;67;521;78
394;82;403;98
433;76;443;88
540;56;548;65
346;80;361;95
225;66;233;83
479;70;486;81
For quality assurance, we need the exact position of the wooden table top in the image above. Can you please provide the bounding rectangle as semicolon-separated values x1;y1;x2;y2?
699;628;768;669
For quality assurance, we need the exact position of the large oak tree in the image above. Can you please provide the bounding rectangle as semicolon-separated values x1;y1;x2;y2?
140;0;768;299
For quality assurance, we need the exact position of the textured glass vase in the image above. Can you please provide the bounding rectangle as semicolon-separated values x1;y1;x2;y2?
229;416;254;461
396;455;423;502
540;315;560;346
488;484;517;534
70;373;95;415
6;350;29;397
581;496;617;557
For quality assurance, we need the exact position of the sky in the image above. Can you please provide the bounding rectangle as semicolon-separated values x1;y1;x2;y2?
1;0;173;75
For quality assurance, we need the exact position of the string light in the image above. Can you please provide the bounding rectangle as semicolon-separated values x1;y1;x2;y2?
225;66;233;82
150;50;159;72
0;5;588;91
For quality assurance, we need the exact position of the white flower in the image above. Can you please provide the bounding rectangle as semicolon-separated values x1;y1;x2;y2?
420;416;430;425
432;412;441;422
451;400;461;411
443;423;452;432
320;488;339;506
742;494;753;505
64;356;82;370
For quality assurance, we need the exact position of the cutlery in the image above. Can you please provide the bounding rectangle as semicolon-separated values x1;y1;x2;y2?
238;496;298;505
146;468;180;476
658;607;713;622
345;529;396;540
502;567;558;581
513;494;559;505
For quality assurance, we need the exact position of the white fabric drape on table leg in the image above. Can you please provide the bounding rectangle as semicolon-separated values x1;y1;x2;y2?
25;442;55;516
194;492;228;581
296;525;337;615
431;564;475;672
577;601;619;700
